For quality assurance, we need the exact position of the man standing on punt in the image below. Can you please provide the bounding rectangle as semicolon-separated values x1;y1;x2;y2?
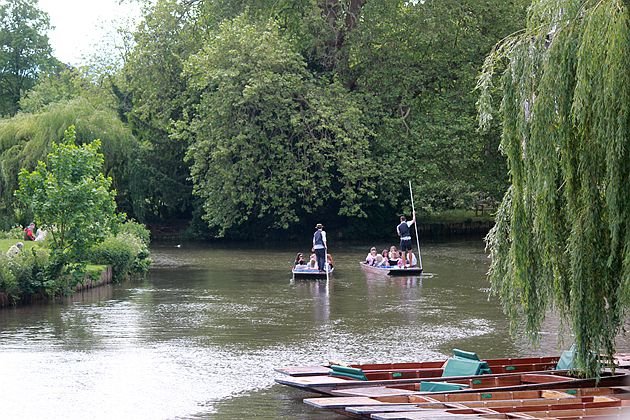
312;223;327;272
397;211;416;268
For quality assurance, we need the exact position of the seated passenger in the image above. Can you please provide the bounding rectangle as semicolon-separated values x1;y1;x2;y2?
308;254;318;270
378;249;390;267
389;246;400;266
326;254;335;270
364;247;379;266
294;252;308;269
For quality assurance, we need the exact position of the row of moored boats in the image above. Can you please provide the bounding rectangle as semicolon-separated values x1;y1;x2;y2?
274;349;630;418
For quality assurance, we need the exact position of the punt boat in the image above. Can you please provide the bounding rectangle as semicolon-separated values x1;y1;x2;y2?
276;368;630;396
304;386;630;418
292;266;334;280
359;262;423;276
276;351;630;378
324;371;630;398
275;352;560;378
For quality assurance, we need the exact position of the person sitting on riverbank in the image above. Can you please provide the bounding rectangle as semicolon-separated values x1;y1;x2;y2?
294;253;308;269
24;223;36;241
34;228;47;242
6;242;23;258
364;247;379;266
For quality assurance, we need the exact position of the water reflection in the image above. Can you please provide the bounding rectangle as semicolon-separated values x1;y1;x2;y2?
290;278;330;323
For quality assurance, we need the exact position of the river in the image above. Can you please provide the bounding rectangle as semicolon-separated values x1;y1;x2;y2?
0;239;624;419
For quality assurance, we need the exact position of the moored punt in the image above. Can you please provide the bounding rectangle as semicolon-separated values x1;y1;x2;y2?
275;355;560;378
292;266;334;279
304;386;630;409
321;381;630;419
369;405;630;419
360;262;423;276
275;351;630;380
304;386;630;418
275;353;565;394
326;371;630;398
277;369;630;397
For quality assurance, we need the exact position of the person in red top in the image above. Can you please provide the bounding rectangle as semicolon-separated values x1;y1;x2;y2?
24;222;36;241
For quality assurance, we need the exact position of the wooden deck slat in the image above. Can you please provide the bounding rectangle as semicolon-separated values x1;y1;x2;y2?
273;365;329;376
303;396;383;409
371;409;485;419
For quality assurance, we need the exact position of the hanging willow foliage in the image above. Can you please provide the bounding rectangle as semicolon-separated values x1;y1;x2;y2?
478;0;630;377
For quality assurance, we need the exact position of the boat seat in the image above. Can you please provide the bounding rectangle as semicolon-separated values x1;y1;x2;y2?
420;381;469;392
329;365;368;381
556;345;576;370
442;356;492;377
452;349;481;360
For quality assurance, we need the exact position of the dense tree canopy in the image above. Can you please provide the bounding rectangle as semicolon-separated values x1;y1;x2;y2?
481;0;630;376
177;17;375;236
0;0;57;116
116;0;527;237
0;0;530;238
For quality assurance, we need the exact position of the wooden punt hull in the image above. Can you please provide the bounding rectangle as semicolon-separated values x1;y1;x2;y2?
360;262;423;276
275;355;560;378
292;267;334;279
276;368;630;396
304;386;630;410
326;371;630;398
352;400;630;419
276;353;630;378
334;387;630;419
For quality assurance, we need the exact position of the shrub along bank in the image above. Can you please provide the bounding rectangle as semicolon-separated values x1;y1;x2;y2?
0;221;151;306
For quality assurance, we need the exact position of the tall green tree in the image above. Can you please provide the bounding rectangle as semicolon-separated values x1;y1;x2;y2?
346;0;528;213
177;16;375;237
119;0;202;223
15;125;122;267
481;0;630;376
0;0;56;116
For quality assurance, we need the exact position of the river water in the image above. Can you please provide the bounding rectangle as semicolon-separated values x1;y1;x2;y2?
0;239;624;419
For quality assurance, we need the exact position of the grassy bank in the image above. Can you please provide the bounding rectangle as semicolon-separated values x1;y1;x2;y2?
0;224;151;306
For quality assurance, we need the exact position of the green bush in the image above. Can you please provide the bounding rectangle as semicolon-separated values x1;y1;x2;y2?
0;225;26;240
0;256;19;300
117;220;151;246
90;232;151;282
0;247;50;302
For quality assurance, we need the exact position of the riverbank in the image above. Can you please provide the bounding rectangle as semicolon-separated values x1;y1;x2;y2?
148;210;496;242
0;222;151;308
0;265;113;308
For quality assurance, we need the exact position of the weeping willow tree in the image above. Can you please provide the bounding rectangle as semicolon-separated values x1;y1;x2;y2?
0;98;142;226
478;0;630;377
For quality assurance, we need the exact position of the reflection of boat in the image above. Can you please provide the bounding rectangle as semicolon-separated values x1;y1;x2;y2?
359;262;423;276
304;386;630;418
292;267;334;279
